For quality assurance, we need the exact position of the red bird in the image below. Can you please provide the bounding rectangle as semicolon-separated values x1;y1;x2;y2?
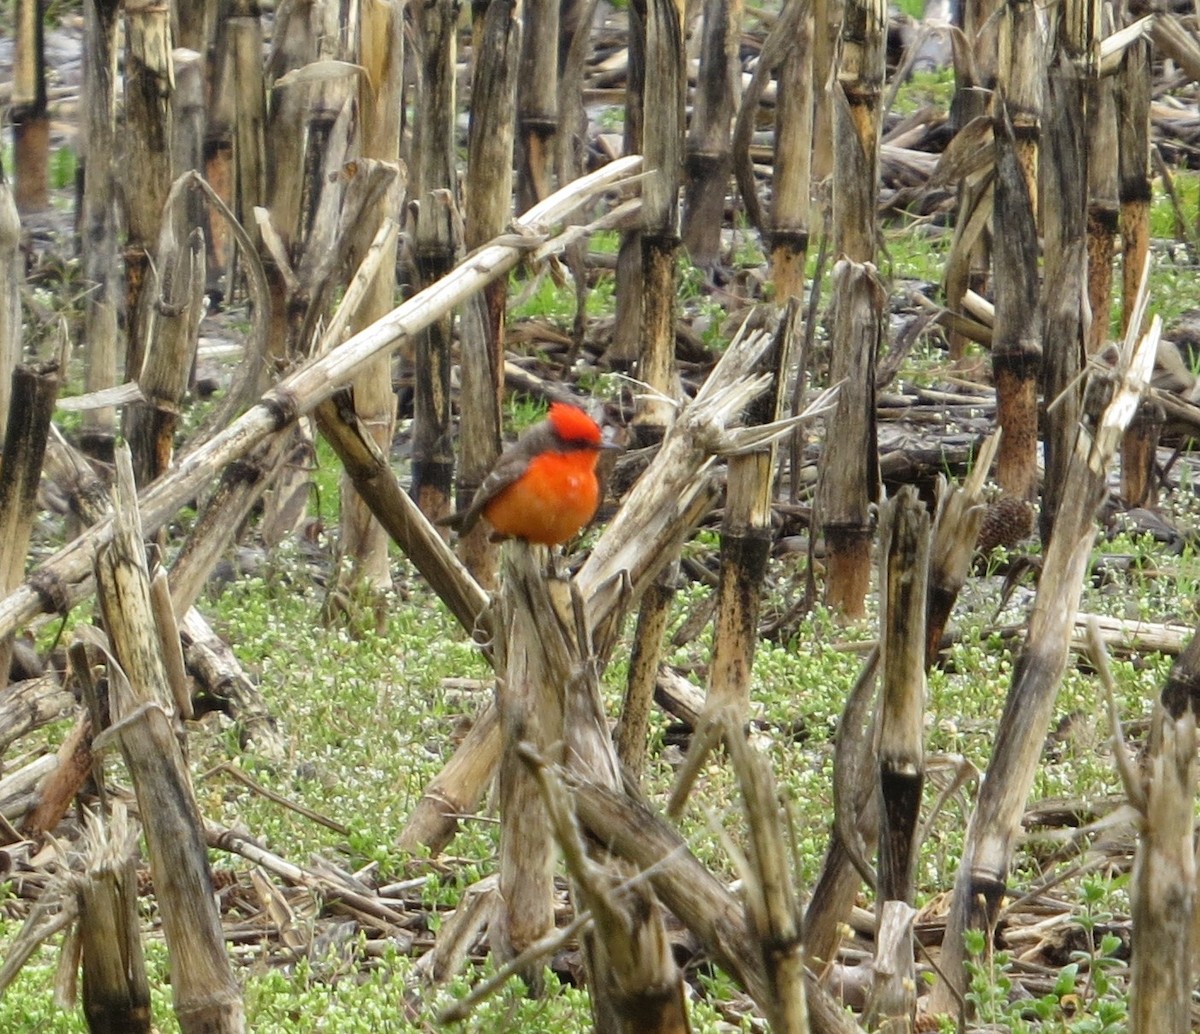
444;402;619;546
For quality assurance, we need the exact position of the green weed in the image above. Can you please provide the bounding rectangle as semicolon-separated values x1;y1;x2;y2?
891;67;955;115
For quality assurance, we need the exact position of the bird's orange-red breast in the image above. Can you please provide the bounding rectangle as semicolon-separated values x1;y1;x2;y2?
443;402;618;546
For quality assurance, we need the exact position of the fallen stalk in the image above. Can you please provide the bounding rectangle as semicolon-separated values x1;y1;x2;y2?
0;157;644;642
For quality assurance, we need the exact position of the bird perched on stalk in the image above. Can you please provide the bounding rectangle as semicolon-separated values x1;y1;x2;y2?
441;402;620;546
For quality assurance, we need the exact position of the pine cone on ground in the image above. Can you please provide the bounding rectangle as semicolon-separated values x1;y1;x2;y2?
976;495;1035;554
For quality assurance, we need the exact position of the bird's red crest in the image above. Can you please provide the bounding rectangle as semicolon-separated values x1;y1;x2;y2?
548;402;603;446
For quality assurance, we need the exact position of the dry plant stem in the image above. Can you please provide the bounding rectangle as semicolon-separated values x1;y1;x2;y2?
725;722;809;1033
1128;704;1196;1034
991;92;1041;505
637;230;680;438
0;363;59;682
440;907;591;1021
768;0;814;302
1118;30;1152;496
683;0;742;268
808;0;839;183
96;448;244;1034
11;0;49;213
71;639;110;812
518;0;556;207
569;776;866;1034
1096;10;1151;70
926;433;998;664
396;704;500;856
292;158;404;370
22;715;93;835
259;61;383;598
609;6;645;364
307;858;415;940
174;0;209;50
1117;621;1200;1034
616;565;677;783
442;911;592;1022
229;2;266;261
709;308;794;709
671;308;797;802
179;608;285;759
1086;618;1144;812
0;179;17;443
522;748;689;1034
247;868;304;956
1038;57;1088;543
493;544;688;1028
460;0;521;587
1000;0;1041;217
172;51;205;215
203;823;409;929
0;157;643;643
0;897;78;999
634;0;685;434
931;306;1159;1014
0;755;56;819
417;874;499;984
872;489;928;1034
339;0;405;591
201;11;234;282
926;261;993;350
876;486;929;906
960;289;995;327
828;31;887;527
1115;33;1149;334
126;178;207;486
818;259;882;618
150;571;190;720
316;395;497;835
75;807;151;1033
0;806;25;844
578;324;830;650
926;111;993;198
316;218;402;368
666;711;725;820
168;434;292;619
1085;72;1118;357
51;425;281;752
410;0;460;522
263;6;356;361
805;649;880;967
183;172;270;422
123;1;174;381
203;762;348;836
313;392;491;646
943;0;1000;362
0;675;73;754
863;901;917;1033
493;546;562;982
1121;399;1162;507
988;610;1194;657
808;438;995;967
554;0;602;358
1150;12;1200;84
261;1;320;276
731;0;804;237
994;0;1040;382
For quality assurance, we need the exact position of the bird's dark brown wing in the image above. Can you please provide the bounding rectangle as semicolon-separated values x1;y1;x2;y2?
438;423;559;534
